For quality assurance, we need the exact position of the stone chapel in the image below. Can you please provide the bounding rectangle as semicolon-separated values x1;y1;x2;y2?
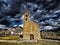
23;12;41;40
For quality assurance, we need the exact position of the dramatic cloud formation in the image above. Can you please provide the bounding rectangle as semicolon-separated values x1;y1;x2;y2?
0;0;60;30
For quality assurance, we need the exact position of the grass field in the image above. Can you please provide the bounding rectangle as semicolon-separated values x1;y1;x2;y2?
0;36;20;40
41;31;60;40
0;31;60;45
0;40;60;45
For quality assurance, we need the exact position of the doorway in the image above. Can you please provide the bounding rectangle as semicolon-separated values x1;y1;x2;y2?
30;34;34;40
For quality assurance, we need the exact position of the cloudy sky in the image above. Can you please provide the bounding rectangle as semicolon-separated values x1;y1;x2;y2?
0;0;60;30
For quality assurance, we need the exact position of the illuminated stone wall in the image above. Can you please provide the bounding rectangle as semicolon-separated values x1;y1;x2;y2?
23;12;41;40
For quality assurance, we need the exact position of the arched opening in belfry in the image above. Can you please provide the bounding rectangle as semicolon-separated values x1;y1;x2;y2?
26;15;28;17
30;34;34;40
25;14;28;21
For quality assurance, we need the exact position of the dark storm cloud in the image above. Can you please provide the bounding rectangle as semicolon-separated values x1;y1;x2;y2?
0;0;21;26
0;0;60;30
41;0;60;11
0;0;21;16
0;0;60;16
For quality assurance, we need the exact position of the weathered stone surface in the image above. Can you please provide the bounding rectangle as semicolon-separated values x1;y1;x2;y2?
23;12;41;40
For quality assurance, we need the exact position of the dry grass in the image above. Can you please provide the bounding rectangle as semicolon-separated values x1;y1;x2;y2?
41;31;60;40
0;36;20;40
0;40;60;45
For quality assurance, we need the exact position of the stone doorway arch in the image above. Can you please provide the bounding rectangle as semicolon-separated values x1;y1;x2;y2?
30;34;34;40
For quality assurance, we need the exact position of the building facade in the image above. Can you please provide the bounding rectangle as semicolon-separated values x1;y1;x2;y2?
23;12;41;40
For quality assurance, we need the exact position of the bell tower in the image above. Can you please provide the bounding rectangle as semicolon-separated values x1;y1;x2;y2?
24;12;29;23
23;12;31;40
